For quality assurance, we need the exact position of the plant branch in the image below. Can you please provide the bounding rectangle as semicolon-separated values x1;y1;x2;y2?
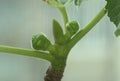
58;6;68;31
0;45;54;62
68;8;107;49
64;0;73;7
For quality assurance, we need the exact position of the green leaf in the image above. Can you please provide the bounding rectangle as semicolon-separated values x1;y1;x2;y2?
52;19;65;44
105;0;120;36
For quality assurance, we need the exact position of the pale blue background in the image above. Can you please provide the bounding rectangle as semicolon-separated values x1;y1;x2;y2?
0;0;120;81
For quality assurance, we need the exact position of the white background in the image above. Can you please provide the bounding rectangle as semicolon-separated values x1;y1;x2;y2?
0;0;120;81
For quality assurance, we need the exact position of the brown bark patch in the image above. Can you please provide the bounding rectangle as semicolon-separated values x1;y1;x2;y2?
44;67;64;81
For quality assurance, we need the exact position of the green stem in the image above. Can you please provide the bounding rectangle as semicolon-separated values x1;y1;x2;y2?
58;6;68;31
64;0;73;6
0;45;54;62
68;8;107;49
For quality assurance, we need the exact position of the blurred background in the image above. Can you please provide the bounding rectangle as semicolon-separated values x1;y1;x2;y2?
0;0;120;81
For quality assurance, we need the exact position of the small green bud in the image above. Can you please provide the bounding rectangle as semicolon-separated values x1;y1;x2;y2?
32;33;51;50
43;0;63;7
52;19;65;44
115;29;120;37
114;23;120;37
66;21;79;36
74;0;82;6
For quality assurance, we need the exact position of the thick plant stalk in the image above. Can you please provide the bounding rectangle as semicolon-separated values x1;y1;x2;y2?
44;57;67;81
44;66;64;81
